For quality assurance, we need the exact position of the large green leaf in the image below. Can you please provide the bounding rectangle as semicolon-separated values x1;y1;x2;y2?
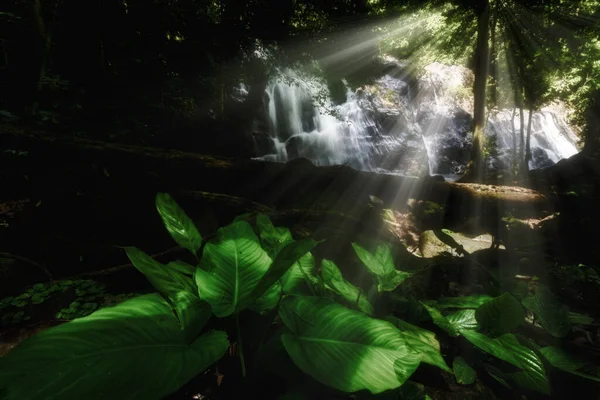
125;247;196;296
195;220;273;317
475;293;524;334
256;214;293;256
167;260;196;276
568;311;594;325
460;330;550;394
453;356;476;385
250;281;282;314
521;285;571;338
156;193;202;255
321;259;374;315
447;309;479;332
279;296;421;394
168;290;213;342
124;247;208;339
352;242;411;292
255;214;318;293
251;239;319;300
541;346;600;382
435;295;494;309
421;303;459;337
0;294;229;400
281;251;318;294
386;316;451;372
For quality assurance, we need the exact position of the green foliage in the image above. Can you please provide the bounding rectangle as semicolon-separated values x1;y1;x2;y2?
321;259;374;315
453;356;477;385
434;294;494;309
386;316;451;372
352;242;412;292
540;346;600;383
461;331;550;394
521;285;571;338
2;195;598;398
0;294;229;400
195;220;275;317
1;279;141;326
155;193;202;256
279;295;421;394
475;293;524;334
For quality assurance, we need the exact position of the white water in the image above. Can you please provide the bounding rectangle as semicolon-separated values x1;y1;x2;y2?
488;109;578;169
254;68;579;176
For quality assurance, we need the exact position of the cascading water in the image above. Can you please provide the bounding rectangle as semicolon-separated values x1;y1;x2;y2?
253;62;580;177
488;109;578;170
256;71;408;171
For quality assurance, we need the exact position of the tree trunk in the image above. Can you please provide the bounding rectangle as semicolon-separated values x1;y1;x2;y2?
511;107;517;176
461;1;490;183
525;103;534;170
489;9;498;109
519;102;526;177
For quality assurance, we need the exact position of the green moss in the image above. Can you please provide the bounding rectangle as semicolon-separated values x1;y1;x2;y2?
422;201;444;217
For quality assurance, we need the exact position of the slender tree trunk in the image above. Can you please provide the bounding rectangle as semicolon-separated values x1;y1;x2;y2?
462;1;490;183
519;102;526;177
511;107;517;176
583;90;600;155
525;103;534;169
489;9;498;109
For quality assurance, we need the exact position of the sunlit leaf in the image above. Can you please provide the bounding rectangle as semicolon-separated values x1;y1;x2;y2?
251;239;319;300
461;330;550;394
167;260;196;276
352;242;394;276
255;214;318;293
522;285;571;338
156;193;202;255
195;220;272;317
250;281;281;314
475;293;524;334
281;252;318;294
453;356;476;385
321;259;374;315
387;316;451;372
256;214;293;256
0;294;229;400
124;247;207;339
279;296;421;394
435;295;494;309
421;303;459;337
352;242;411;292
125;247;195;296
447;309;479;332
541;346;600;382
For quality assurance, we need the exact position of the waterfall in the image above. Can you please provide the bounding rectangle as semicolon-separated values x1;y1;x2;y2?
256;71;404;171
252;64;579;177
487;109;578;170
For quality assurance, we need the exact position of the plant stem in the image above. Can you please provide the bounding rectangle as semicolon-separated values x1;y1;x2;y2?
235;312;247;378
